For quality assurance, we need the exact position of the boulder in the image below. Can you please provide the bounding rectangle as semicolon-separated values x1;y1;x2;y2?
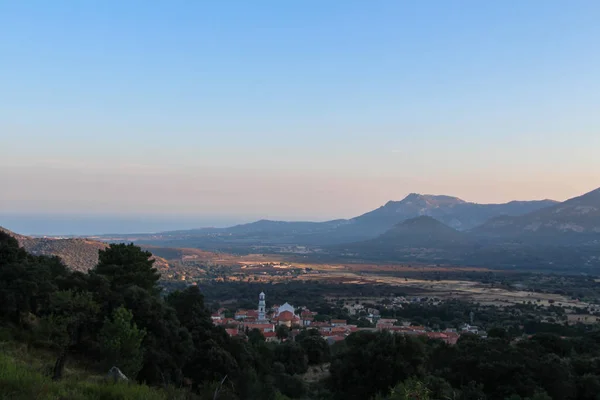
105;366;128;383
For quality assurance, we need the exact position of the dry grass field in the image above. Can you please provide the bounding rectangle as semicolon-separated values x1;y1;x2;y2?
149;246;594;311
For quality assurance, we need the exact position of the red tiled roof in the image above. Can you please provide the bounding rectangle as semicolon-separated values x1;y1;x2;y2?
278;311;295;321
225;328;239;337
244;323;274;331
409;326;426;331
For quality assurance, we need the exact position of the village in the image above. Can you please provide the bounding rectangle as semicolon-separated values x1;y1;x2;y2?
211;292;467;345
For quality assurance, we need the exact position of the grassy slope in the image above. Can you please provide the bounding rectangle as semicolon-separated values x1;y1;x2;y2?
0;338;189;400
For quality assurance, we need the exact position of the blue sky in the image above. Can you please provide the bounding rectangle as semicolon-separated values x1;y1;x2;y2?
1;1;599;232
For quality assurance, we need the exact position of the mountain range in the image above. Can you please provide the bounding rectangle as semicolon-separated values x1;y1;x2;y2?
133;194;558;248
3;187;599;271
339;187;600;270
473;188;600;245
124;187;600;271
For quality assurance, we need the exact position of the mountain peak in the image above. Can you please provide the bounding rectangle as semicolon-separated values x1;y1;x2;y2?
398;193;466;206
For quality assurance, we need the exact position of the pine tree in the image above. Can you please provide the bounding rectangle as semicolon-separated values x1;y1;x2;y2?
99;306;146;379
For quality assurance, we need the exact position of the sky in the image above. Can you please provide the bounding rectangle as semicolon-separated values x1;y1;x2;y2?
1;1;600;234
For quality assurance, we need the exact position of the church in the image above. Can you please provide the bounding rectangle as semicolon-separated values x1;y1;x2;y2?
257;292;300;327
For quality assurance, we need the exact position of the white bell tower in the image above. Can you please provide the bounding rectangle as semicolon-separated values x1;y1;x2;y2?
258;292;266;321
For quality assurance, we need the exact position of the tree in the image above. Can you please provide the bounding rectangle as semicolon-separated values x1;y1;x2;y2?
274;342;308;375
0;233;71;325
329;331;426;399
122;286;193;386
295;328;320;343
248;328;266;345
487;326;510;341
93;243;160;294
357;318;374;328
0;231;27;266
99;306;146;379
575;374;600;400
167;286;240;388
299;335;330;365
385;378;430;400
276;325;290;341
43;290;100;380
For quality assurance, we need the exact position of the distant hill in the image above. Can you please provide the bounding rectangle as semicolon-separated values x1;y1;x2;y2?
336;216;473;263
364;216;470;248
474;187;600;245
0;227;168;271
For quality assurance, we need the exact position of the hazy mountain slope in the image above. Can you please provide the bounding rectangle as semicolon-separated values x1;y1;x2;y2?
352;194;557;232
332;213;600;271
0;226;168;271
474;187;600;244
140;194;557;248
293;195;556;244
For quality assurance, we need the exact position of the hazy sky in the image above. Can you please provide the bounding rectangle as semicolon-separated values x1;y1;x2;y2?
1;1;599;227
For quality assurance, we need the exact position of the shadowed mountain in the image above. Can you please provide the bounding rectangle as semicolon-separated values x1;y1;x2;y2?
334;216;474;263
362;216;470;248
473;187;600;245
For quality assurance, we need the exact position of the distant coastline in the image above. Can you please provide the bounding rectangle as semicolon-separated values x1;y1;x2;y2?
0;213;248;236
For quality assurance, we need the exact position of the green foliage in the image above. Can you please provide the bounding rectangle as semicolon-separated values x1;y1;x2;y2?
384;378;430;400
276;324;290;340
298;335;330;365
122;286;193;386
93;243;160;294
248;328;266;345
167;286;239;387
273;372;306;399
329;331;426;400
0;232;71;325
274;342;308;375
99;306;146;379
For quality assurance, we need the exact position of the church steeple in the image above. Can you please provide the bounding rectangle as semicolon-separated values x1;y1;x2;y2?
258;292;266;321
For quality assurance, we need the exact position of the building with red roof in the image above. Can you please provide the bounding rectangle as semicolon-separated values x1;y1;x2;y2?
273;310;300;327
244;323;275;333
263;331;279;343
225;328;240;337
